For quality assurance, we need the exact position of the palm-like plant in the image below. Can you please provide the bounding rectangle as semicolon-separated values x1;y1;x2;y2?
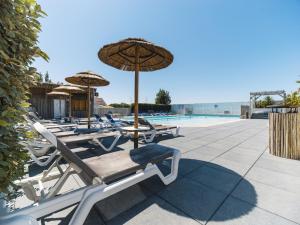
285;91;300;107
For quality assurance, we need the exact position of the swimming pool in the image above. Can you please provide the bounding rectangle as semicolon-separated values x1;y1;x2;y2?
124;114;241;127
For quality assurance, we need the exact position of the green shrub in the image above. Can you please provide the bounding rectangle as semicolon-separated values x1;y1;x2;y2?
131;103;171;113
285;92;300;107
109;103;131;108
0;0;48;195
255;96;274;108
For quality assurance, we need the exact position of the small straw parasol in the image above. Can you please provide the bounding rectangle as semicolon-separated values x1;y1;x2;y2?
53;85;84;119
47;91;70;119
98;38;173;148
65;71;109;128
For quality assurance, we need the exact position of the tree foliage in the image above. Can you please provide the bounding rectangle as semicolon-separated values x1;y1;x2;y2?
155;89;171;105
0;0;48;194
285;92;300;107
255;96;274;108
44;71;52;83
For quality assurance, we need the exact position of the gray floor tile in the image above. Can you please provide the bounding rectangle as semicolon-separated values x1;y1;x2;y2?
158;178;227;224
210;157;252;176
95;184;152;221
232;179;300;224
186;165;241;194
255;155;300;178
208;196;298;225
246;166;300;194
107;196;200;225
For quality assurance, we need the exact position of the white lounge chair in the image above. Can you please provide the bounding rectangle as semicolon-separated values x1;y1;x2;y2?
24;122;123;168
1;122;181;225
137;118;180;143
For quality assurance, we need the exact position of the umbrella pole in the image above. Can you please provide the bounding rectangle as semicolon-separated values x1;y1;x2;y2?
88;82;91;129
59;97;62;119
134;46;140;148
69;93;72;120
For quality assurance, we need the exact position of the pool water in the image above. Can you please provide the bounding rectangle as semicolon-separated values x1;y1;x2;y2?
124;114;241;127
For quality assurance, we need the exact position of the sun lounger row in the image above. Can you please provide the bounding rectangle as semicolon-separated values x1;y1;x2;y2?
1;121;181;225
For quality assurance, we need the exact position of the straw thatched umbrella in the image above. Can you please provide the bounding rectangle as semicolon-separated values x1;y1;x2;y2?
98;38;173;148
53;85;84;118
47;91;70;119
65;71;109;128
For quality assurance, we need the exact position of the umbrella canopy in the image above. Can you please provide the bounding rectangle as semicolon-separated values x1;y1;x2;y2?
98;38;173;72
65;71;109;86
98;38;173;148
53;85;84;93
47;91;69;97
65;71;109;128
53;85;84;118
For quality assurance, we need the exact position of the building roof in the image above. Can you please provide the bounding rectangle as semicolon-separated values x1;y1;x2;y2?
95;97;107;106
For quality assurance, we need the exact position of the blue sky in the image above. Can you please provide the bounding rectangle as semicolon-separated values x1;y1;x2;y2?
34;0;300;104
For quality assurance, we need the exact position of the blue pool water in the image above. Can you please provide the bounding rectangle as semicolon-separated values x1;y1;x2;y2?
124;114;241;127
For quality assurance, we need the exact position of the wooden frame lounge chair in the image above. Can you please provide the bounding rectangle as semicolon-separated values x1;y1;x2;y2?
137;118;180;143
1;122;181;225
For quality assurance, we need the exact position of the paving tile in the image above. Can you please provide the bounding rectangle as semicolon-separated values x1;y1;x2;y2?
158;178;227;224
182;147;218;163
218;150;260;165
255;155;300;178
107;196;200;225
95;184;152;221
186;165;241;194
40;205;105;225
210;157;253;176
246;166;300;194
232;179;300;224
208;196;298;225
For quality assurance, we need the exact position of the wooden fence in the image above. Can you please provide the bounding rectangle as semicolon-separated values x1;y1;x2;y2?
269;113;300;159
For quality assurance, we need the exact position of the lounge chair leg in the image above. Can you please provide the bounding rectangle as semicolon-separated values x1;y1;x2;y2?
92;133;121;152
157;149;181;185
143;131;156;143
45;165;75;199
41;155;63;181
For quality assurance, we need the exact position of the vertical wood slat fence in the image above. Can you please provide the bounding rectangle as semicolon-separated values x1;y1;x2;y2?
269;113;300;159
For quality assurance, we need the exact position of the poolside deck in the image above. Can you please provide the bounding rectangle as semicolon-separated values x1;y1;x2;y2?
7;119;300;225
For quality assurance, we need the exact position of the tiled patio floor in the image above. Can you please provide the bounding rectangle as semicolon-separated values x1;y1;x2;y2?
4;119;300;225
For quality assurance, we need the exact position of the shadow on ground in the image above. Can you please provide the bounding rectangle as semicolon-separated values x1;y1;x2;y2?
41;158;257;225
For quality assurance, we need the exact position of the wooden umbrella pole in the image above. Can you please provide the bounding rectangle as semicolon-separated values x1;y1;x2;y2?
59;96;62;119
88;81;91;129
134;45;140;148
69;93;72;119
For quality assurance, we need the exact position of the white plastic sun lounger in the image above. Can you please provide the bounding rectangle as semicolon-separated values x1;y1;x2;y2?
25;122;123;167
0;122;181;225
137;118;180;143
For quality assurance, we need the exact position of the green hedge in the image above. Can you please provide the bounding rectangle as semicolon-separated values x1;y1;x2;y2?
0;0;48;194
109;103;131;108
130;103;171;113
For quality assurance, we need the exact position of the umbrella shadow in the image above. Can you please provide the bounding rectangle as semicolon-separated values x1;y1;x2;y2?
104;158;257;224
38;159;257;224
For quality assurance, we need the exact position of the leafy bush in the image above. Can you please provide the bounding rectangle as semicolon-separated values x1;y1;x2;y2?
285;92;300;107
109;103;131;108
0;0;48;194
255;96;274;108
155;89;171;105
131;103;171;113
